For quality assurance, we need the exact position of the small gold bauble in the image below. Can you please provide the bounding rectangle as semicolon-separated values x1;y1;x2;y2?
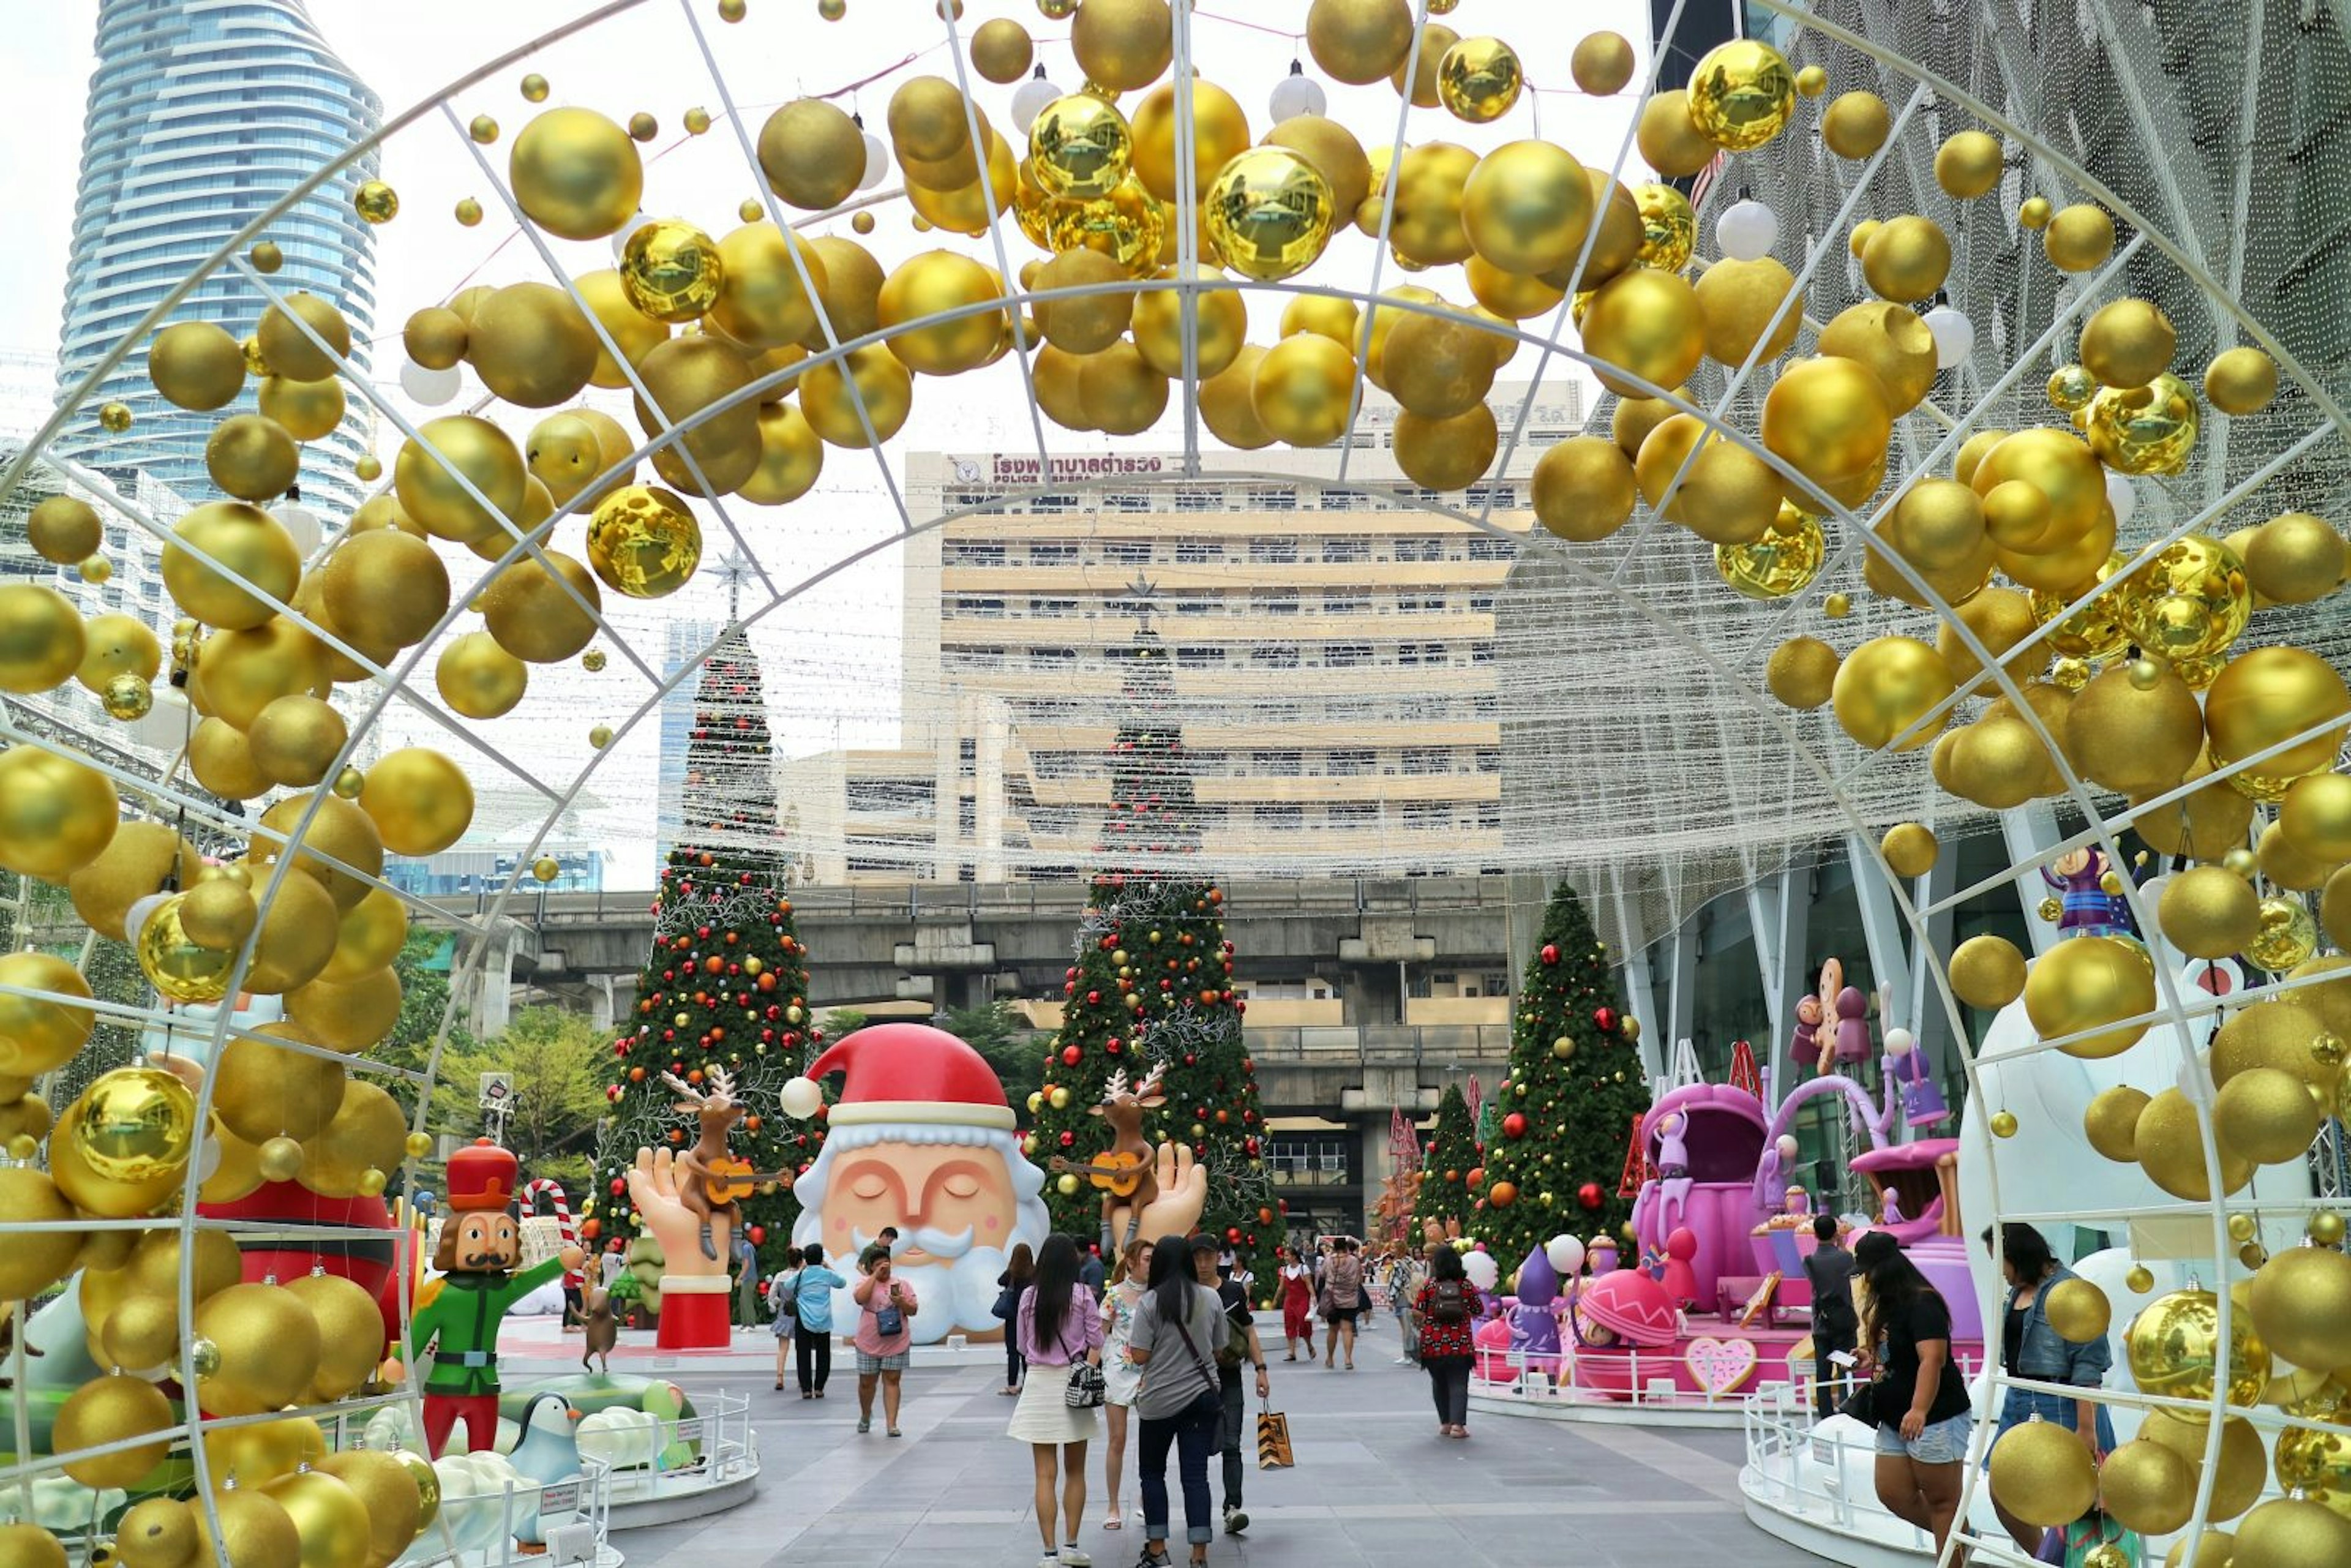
1764;635;1840;711
1714;504;1824;599
2044;204;2117;271
1436;36;1523;124
1934;130;2003;198
590;723;615;749
1685;39;1794;150
1989;1109;2019;1138
97;400;137;432
1572;31;1635;94
354;179;397;224
520;72;549;101
331;765;364;800
2085;372;2199;475
620;219;725;323
454;197;483;227
1821;91;1891;159
468;113;498;143
1880;822;1940;879
2205;345;2279;415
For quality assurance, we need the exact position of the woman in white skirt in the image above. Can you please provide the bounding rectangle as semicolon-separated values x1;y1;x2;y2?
1098;1237;1153;1532
1009;1233;1104;1568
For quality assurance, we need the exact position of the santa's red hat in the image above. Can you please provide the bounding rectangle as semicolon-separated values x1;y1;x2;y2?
781;1022;1013;1131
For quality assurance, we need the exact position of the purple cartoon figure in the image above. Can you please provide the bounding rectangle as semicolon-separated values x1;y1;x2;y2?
1508;1245;1565;1371
1834;986;1873;1066
2042;846;2136;939
1654;1110;1693;1232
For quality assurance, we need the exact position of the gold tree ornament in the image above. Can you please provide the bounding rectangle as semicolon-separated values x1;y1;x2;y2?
620;219;725;323
587;484;704;599
1436;36;1524;124
1685;39;1795;151
1204;147;1335;282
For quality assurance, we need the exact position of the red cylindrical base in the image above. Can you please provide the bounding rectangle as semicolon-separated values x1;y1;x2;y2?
654;1286;733;1351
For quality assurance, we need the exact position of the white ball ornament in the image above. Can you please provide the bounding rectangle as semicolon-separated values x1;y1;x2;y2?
779;1076;824;1119
124;892;172;951
129;686;193;751
1922;304;1976;369
858;132;891;193
1011;69;1062;135
1775;1133;1800;1163
2104;466;2137;527
1463;1250;1499;1291
274;502;323;558
1714;198;1778;262
1545;1234;1586;1276
609;211;657;264
1269;62;1327;122
1883;1027;1918;1059
399;360;461;406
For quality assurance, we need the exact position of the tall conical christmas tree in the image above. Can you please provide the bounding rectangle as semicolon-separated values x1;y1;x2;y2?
1419;1082;1479;1233
591;625;825;1288
1474;881;1648;1263
1027;588;1278;1297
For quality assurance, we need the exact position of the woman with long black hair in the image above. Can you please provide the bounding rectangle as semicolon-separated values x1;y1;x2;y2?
1851;1231;1973;1558
999;1241;1038;1395
1125;1233;1226;1568
1408;1244;1485;1438
1983;1223;2113;1553
1007;1234;1103;1568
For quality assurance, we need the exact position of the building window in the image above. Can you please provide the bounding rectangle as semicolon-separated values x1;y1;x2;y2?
1032;493;1078;513
954;647;1007;669
1322;537;1370;563
1467;536;1517;560
948;596;1005;617
1483;972;1510;997
1250;644;1300;669
1317;489;1359;511
1174;487;1220;511
1245;486;1298;511
1030;542;1077;565
1469;593;1495;614
1398;643;1422;666
958;737;977;776
1325;593;1370;613
846;779;934;815
1325;643;1370;667
1102;492;1151;512
948;542;1006;566
1176;645;1226;667
1256;588;1300;615
1327;748;1374;776
1328;801;1376;825
1471;641;1495;663
1404;801;1453;828
1398;594;1445;613
1401;747;1449;775
1251;749;1302;776
1029;646;1077;667
1475;801;1502;829
1175;538;1220;563
1395;537;1445;563
1256;804;1303;828
1473;747;1501;774
1250;536;1299;563
1104;539;1153;563
1176;597;1212;615
1028;597;1078;617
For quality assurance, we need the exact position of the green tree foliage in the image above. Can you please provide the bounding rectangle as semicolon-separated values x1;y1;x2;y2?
430;1007;607;1189
942;1000;1043;1125
1474;881;1648;1262
1419;1082;1479;1232
591;628;823;1281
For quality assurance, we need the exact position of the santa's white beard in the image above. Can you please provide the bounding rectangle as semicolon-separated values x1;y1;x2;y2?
821;1245;1011;1346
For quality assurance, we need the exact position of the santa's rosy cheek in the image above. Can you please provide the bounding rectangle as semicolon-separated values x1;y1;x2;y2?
984;1215;999;1232
833;1217;849;1233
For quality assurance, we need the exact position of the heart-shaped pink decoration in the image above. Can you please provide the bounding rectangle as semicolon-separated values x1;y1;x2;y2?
1684;1335;1760;1397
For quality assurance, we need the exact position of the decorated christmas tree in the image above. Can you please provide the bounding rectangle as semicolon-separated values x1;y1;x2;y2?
1474;880;1649;1262
1027;590;1279;1296
1419;1082;1479;1232
590;625;823;1289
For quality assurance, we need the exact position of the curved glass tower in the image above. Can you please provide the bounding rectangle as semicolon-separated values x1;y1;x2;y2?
53;0;382;520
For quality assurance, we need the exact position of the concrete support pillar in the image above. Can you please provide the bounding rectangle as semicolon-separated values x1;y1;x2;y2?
1665;922;1700;1063
1907;846;1960;1071
1744;867;1812;1111
588;974;617;1034
1607;867;1664;1083
471;927;516;1038
1358;1116;1389;1240
1845;834;1914;1030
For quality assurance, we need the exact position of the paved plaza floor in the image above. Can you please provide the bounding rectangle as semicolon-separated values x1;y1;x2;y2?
621;1315;1822;1568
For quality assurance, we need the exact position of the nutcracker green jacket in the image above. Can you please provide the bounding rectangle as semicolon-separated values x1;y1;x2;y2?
400;1258;567;1395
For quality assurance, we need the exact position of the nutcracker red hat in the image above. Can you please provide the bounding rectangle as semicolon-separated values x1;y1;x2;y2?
784;1022;1013;1131
444;1138;520;1212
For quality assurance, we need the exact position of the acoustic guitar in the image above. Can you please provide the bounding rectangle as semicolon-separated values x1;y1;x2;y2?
1047;1149;1150;1198
700;1157;793;1206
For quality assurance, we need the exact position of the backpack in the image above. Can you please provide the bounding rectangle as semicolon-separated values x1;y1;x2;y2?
775;1270;801;1321
1328;1254;1362;1308
1430;1278;1469;1325
1213;1290;1251;1370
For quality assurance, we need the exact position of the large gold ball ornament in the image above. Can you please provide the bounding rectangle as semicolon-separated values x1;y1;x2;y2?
395;415;527;546
163;497;304;627
2244;1245;2351;1378
282;1269;386;1398
2127;1288;2270;1414
253;790;383;915
1195;344;1272;448
180;877;258;954
1436;36;1523;124
1861;215;1952;302
1572;31;1635;95
2044;204;2117;271
1383;309;1503;419
322;887;407;985
321;529;449;654
149;320;247;411
1715;505;1824;598
525;410;608;505
1933;585;2040;688
66;819;194;942
27;496;102;565
619;219;724;324
1305;0;1412;84
213;1027;347;1144
1071;0;1172;90
115;1498;201;1568
246;696;348;789
586;484;702;599
2138;1409;2267;1521
1693;257;1801;368
1460;140;1591;277
2136;1088;2254;1201
1029;92;1134;202
192;1488;302;1568
2064;662;2204;797
284;967;403;1057
1686;39;1795;150
1263;114;1372;222
571;271;669;391
204;413;299;501
2080;299;2177;390
401;305;467;371
1203;146;1335;283
54;1373;174;1489
358;747;476;857
1830;636;1952;752
255;293;351;381
482;548;603;665
1880;823;1940;879
1633;181;1697;272
1764;636;1840;711
315;1449;424;1568
2043;1278;2112;1344
0;1526;65;1568
2026;935;2156;1058
879;251;1008;375
2159;866;2262;958
255;374;344;443
2209;999;2337;1090
1821;91;1891;159
0;583;85;694
193;1281;324;1417
1934;130;2003;198
1637;90;1714;178
1130;80;1250;203
1762;355;1892;503
1532;435;1637;543
739;399;825;506
510;107;643;240
1382;141;1479;266
1250;329;1355;447
2284;773;2351;868
970;17;1033;84
2244;512;2346;605
468;282;598;408
1393;403;1498;491
262;1467;373;1568
135;891;236;1002
2213;1065;2323;1165
2235;1497;2351;1565
2098;1439;2197;1536
0;1167;81;1299
0;748;119;883
757;99;865;211
2086;372;2200;475
1988;1418;2098;1528
1580;268;1703;399
1076;342;1168;436
2047;362;2099;413
2248;895;2319;974
800;344;914;448
2205;345;2279;416
202;1416;326;1490
1043;173;1164;277
72;1065;197;1185
1819;301;1937;415
2205;647;2351;801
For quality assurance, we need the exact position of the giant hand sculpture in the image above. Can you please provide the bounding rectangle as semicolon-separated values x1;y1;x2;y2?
625;1146;733;1350
1125;1142;1209;1244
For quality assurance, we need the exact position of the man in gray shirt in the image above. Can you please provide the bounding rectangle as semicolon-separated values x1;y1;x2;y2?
1802;1215;1857;1420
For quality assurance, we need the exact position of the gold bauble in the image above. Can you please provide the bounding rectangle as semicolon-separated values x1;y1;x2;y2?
738;399;825;507
192;613;325;732
707;227;832;360
358;747;475;857
1990;1109;2020;1138
2126;1288;2270;1414
1263;114;1371;219
2080;299;2177;391
2260;818;2334;896
1580;268;1703;399
67;820;195;942
1686;39;1795;150
136;891;236;1002
116;1498;201;1568
2048;362;2099;414
586;484;702;599
1250;331;1355;447
54;1373;173;1489
192;1280;324;1418
203;1415;326;1491
1076;342;1168;436
2160;865;2262;958
1032;249;1135;355
0;1526;65;1568
1633;181;1697;272
2205;346;2279;416
321;887;408;985
618;219;724;325
1830;635;1952;752
2139;1409;2265;1521
2031;553;2134;663
257;1134;304;1182
319;530;448;654
204;413;299;502
1131;79;1250;203
1130;267;1243;379
149;320;247;410
1384;308;1502;419
284;967;402;1056
2137;1088;2254;1201
0;1167;81;1299
0;747;119;882
1880;822;1940;879
262;1468;373;1568
73;1065;198;1184
282;1269;386;1397
1393;403;1498;491
888;75;970;170
1681;445;1802;549
525;410;605;505
1693;257;1801;368
2205;647;2351;801
2274;1411;2351;1519
1531;435;1637;543
800;344;914;448
27;496;102;565
2244;1246;2351;1381
193;1488;301;1568
878;251;1008;376
1044;173;1164;276
1940;715;2049;809
1460;140;1591;277
482;548;602;666
2213;1066;2322;1166
257;375;344;442
2210;999;2336;1090
1390;21;1455;107
1467;255;1565;320
0;584;83;695
255;293;351;381
1821;91;1891;159
2026;934;2156;1058
214;1025;347;1145
757;99;864;211
2064;663;2203;797
470;282;598;408
1764;635;1840;711
1637;90;1713;178
246;696;348;789
970;17;1034;84
315;1449;423;1568
1935;585;2039;688
394;415;527;546
253;791;382;915
2237;1498;2351;1565
1988;1417;2099;1528
510;107;642;240
1436;36;1523;125
1203;146;1335;283
2248;895;2319;974
1873;479;1996;608
1572;31;1635;95
2087;372;2199;476
1197;343;1272;449
2045;204;2117;271
570;270;668;390
1934;130;2003;198
2098;1439;2197;1536
1029;92;1133;201
2243;511;2346;606
2043;1277;2112;1344
1305;0;1412;84
1071;0;1172;91
180;877;258;953
1861;215;1952;302
1819;301;1937;415
1762;355;1892;501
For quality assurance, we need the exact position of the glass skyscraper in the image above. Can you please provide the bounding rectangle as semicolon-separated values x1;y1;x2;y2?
53;0;382;520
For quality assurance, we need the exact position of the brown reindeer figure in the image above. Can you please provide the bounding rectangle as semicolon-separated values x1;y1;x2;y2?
577;1275;618;1376
1048;1064;1168;1253
659;1065;746;1261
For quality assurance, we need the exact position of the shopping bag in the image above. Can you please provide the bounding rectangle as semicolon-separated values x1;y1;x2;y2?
1255;1400;1294;1469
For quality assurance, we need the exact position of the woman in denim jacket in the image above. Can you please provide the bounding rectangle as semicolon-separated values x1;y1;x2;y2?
1985;1223;2114;1554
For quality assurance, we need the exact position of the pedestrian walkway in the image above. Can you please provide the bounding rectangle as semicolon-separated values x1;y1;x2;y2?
624;1316;1819;1567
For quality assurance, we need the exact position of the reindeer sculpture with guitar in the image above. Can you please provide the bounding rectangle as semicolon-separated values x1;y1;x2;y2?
1048;1063;1212;1255
659;1066;793;1261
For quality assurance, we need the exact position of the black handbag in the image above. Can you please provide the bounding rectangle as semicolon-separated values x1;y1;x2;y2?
1839;1378;1880;1428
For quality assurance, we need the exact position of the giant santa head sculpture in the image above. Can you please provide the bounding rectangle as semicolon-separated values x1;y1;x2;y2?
782;1023;1050;1343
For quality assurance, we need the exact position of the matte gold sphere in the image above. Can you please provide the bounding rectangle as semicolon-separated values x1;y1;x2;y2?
1393;403;1498;491
1379;141;1476;266
1968;426;2110;550
1384;21;1452;107
1934;130;2003;198
2244;512;2346;605
1816;303;1933;418
186;715;269;800
149;320;247;410
2206;646;2351;801
256;292;351;381
294;1078;407;1202
1572;31;1635;95
2098;1438;2197;1536
2039;1277;2112;1345
1861;215;1952;302
1764;635;1839;710
1880;822;1940;879
190;613;323;729
401;305;468;372
1436;36;1524;124
571;270;668;389
2136;1410;2266;1523
1685;39;1795;150
878;251;1008;375
261;1464;373;1568
2159;865;2262;958
1532;435;1637;543
0;748;119;883
66;819;193;941
1306;0;1412;84
356;746;476;857
969;17;1035;84
54;1373;174;1489
1821;91;1891;159
737;399;825;508
1694;257;1801;368
315;1449;424;1568
205;412;300;500
2213;1065;2322;1166
1831;636;1953;752
1384;308;1503;419
1074;342;1168;436
710;222;830;353
2135;1089;2254;1201
320;887;408;987
510;107;642;239
1988;1417;2098;1528
2283;773;2351;869
632;336;760;494
1191;343;1267;449
26;496;102;565
180;877;258;953
1580;268;1703;399
192;1279;324;1417
2026;934;2156;1057
320;531;449;656
247;696;348;788
1947;932;2027;1010
1250;331;1355;448
2045;204;2117;271
1637;90;1714;178
800;343;913;448
754;98;863;214
1204;146;1335;283
2234;1496;2351;1566
395;415;527;546
1070;0;1172;89
1131;79;1250;202
0;583;84;695
257;374;344;442
1459;140;1591;277
1762;356;1892;501
2205;345;2278;416
2080;298;2177;390
468;281;599;408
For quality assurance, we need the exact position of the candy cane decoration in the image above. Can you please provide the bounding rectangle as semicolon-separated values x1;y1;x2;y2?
522;1179;579;1286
